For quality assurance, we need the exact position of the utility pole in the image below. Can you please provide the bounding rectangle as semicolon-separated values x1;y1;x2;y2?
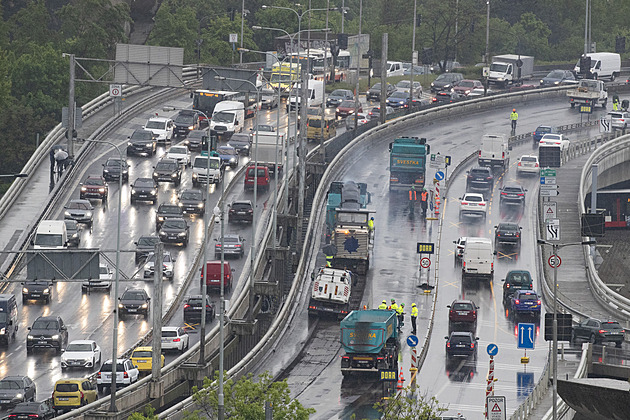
409;0;417;111
297;67;308;250
380;34;388;124
152;242;163;381
67;54;76;158
240;0;245;64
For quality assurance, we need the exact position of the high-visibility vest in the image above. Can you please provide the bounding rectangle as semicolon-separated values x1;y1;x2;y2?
390;303;398;311
325;255;333;267
378;303;388;309
411;306;418;317
409;190;417;201
396;306;404;315
421;191;428;202
510;112;518;121
368;219;374;230
613;101;619;111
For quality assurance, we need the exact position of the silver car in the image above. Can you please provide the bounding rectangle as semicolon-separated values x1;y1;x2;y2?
64;199;94;226
214;234;246;258
143;251;175;279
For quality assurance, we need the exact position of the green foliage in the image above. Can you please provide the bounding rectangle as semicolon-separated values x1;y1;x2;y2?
374;388;447;420
6;0;55;53
128;405;160;420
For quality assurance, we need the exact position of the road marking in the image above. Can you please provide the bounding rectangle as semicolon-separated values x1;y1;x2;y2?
497;251;518;260
444;280;459;288
449;221;462;228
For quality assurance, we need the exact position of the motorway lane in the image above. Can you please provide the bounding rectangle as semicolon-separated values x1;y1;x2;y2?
284;97;605;419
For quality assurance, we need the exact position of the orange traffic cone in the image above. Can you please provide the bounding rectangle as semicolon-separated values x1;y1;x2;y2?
397;367;405;390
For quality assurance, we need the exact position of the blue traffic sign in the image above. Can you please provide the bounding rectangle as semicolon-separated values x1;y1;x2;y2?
407;335;419;347
435;171;445;181
518;323;536;349
486;343;499;356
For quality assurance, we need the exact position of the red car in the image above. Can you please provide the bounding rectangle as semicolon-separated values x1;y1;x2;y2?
447;299;478;332
335;100;362;119
80;175;108;202
453;79;484;96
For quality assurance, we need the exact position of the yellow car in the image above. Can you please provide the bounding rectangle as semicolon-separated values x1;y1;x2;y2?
131;346;165;372
52;378;98;412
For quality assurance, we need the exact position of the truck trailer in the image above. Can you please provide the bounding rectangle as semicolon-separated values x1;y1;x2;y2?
488;54;534;88
388;137;430;192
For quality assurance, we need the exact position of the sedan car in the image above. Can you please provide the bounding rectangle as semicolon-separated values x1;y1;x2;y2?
228;200;253;223
326;89;354;107
102;157;129;183
394;80;422;97
21;281;53;304
214;234;246;258
64;199;94;226
178;189;205;216
453;79;484;96
453;237;467;262
158;218;189;247
61;340;101;370
459;193;487;220
26;316;68;354
345;112;369;130
532;125;559;143
539;133;570;151
510;290;541;318
97;359;139;392
165;145;191;167
445;332;478;360
80;175;108;202
152;158;182;186
432;91;464;104
161;326;189;353
336;100;362;119
366;83;396;101
540;69;577;87
184;129;207;152
250;124;275;133
155;203;184;230
127;129;157;156
130;177;158;204
387;90;414;109
64;220;80;247
227;132;252;156
143;116;174;144
447;299;478;332
0;376;36;408
134;235;161;263
499;185;527;207
7;400;55;419
143;251;175;279
260;88;279;109
183;295;215;324
118;288;150;319
367;105;395;121
516;155;539;176
494;222;522;248
81;264;112;292
572;318;625;347
217;145;240;168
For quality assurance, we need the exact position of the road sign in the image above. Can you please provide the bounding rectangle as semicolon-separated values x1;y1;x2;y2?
407;335;419;347
486;395;506;420
600;117;612;133
540;168;557;177
544;313;573;341
430;154;445;169
229;33;238;43
486;343;499;356
445;155;452;166
109;84;122;97
420;257;431;269
435;171;445;181
543;202;557;221
416;242;434;254
540;176;557;185
548;254;562;268
483;67;490;77
546;218;560;241
580;104;593;114
517;372;535;398
379;369;398;382
540;186;559;197
517;323;535;350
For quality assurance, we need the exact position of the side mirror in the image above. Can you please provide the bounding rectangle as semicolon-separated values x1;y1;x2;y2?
508;146;513;151
444;336;449;340
214;238;218;242
494;226;498;229
493;251;497;255
117;297;121;301
501;279;505;282
453;240;456;244
28;327;32;331
231;268;235;272
311;272;315;281
147;297;151;301
61;349;65;353
102;164;105;167
447;305;451;308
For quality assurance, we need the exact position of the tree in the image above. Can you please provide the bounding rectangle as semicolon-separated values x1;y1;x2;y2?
148;1;198;63
6;0;56;54
375;387;446;420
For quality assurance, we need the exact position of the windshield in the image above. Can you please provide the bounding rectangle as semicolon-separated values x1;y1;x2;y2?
390;92;407;98
217;147;236;155
521;156;537;163
536;126;552;133
100;363;125;372
145;120;166;130
181;191;201;201
169;147;187;155
159;206;181;215
84;178;103;186
452;303;473;311
229;134;249;144
0;313;7;323
34;234;62;247
175;114;194;124
162;219;186;229
212;112;235;124
370;83;381;90
0;380;21;390
32;320;58;330
67;201;90;210
156;162;177;171
490;63;509;72
66;343;93;352
459;81;475;88
105;159;125;168
339;100;354;108
465;195;483;202
194;158;221;169
134;179;155;188
122;291;146;301
99;266;110;275
137;237;158;247
133;350;152;358
162;330;178;338
130;131;153;141
547;70;564;78
397;81;410;88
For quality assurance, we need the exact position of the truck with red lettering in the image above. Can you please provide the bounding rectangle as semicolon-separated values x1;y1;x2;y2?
340;309;400;376
388;137;430;191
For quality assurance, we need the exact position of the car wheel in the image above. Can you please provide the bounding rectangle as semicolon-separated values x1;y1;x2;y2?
98;385;104;393
589;333;597;344
22;297;27;304
616;341;622;348
56;346;62;355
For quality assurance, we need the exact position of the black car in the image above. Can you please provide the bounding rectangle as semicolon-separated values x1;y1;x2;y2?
173;109;201;137
228;200;254;223
327;89;354;107
183;295;215;324
178;189;205;215
227;133;252;156
502;270;533;304
21;281;53;304
183;130;207;152
26;316;68;354
499;185;527;207
158;218;189;247
572;318;625;347
130;177;158;204
494;222;522;248
64;220;80;247
540;69;577;87
102;158;129;183
118;288;150;319
445;332;478;360
156;203;184;230
366;83;396;101
431;72;464;93
126;129;157;156
152;158;182;186
64;199;94;226
466;167;494;195
0;376;37;408
214;234;246;258
134;235;161;263
7;401;55;419
432;91;465;104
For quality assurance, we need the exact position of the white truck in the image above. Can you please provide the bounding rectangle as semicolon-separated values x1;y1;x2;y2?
567;79;608;109
478;134;510;168
250;131;284;176
461;237;495;282
33;220;68;249
488;55;534;88
308;267;355;319
191;155;223;187
287;79;324;111
210;100;245;138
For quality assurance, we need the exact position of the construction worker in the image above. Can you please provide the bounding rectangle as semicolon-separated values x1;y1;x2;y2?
396;303;405;328
420;187;428;217
409;185;417;211
613;96;620;111
411;303;418;335
378;299;388;310
389;298;398;312
325;254;333;268
368;217;374;232
510;108;518;131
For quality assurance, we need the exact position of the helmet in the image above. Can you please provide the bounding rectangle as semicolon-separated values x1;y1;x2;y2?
412;303;416;307
512;108;516;112
423;187;427;191
382;300;387;304
391;299;396;303
401;303;405;307
371;217;374;220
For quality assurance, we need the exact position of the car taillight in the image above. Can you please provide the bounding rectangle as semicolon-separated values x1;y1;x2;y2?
516;233;520;237
377;357;384;360
537;300;541;305
462;261;466;268
502;152;505;158
341;356;349;360
479;202;486;206
173;338;181;342
491;262;494;271
470;342;475;348
97;372;102;379
235;244;241;247
506;284;511;288
535;163;539;167
184;304;190;309
514;299;520;305
461;201;468;205
486;176;493;180
517;193;524;196
478;150;481;157
599;329;606;334
248;209;253;213
518;162;522;166
497;233;501;237
124;371;129;378
80;391;84;400
215;244;221;247
446;342;451;348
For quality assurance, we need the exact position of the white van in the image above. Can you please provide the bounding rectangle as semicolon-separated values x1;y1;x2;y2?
386;61;404;77
287;79;324;111
574;52;621;81
33;220;68;249
461;237;495;281
191;155;223;187
478;134;510;168
210;100;245;137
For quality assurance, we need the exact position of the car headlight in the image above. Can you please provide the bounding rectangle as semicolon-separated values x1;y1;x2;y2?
141;303;148;309
229;157;236;162
51;334;59;340
153;172;158;177
15;393;23;400
43;288;50;294
81;186;87;192
178;202;183;207
192;173;198;179
151;190;157;195
104;169;110;173
64;211;71;217
0;328;5;335
554;81;560;85
27;335;34;339
540;79;544;84
197;203;204;208
177;232;186;237
127;142;132;147
159;231;166;237
99;188;105;193
187;125;194;130
23;288;28;293
86;211;92;217
431;82;435;87
171;173;178;178
118;303;124;309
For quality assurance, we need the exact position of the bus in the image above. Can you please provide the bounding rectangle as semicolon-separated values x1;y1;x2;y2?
192;90;240;121
270;62;301;93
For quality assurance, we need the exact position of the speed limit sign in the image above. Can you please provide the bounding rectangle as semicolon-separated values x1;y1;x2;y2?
420;257;431;269
548;254;561;268
109;84;122;97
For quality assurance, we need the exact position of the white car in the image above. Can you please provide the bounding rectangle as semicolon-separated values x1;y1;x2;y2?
97;358;139;392
607;111;630;130
166;145;191;167
516;155;540;175
143;117;174;143
82;264;113;292
539;133;570;151
453;237;467;261
161;326;190;353
61;340;102;369
143;251;175;279
459;193;487;220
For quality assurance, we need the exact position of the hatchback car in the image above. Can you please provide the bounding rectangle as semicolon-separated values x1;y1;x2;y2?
336;100;362;118
152;158;182;186
81;264;112;293
184;129;207;152
499;185;527;207
80;175;108;202
165;145;191;167
447;299;478;332
607;111;630;130
64;199;94;226
326;89;354;107
143;116;174;144
502;270;534;304
61;340;101;370
510;290;541;318
130;177;158;204
386;91;412;109
134;235;161;263
540;70;577;87
143;251;175;279
52;378;97;412
227;132;252;155
178;189;205;215
532;125;559;143
494;222;522;248
445;332;478;360
21;281;53;304
183;295;216;324
7;400;54;419
215;234;246;258
158;218;189;247
102;157;129;183
466;167;494;195
161;326;189;353
431;72;464;92
453;79;484;96
217;145;240;168
127;129;157;156
516;155;539;176
155;203;184;230
130;347;164;373
459;193;487;220
96;359;139;392
26;316;68;354
345;112;369;130
572;318;625;347
395;80;422;97
367;105;395;120
228;200;254;223
118;288;150;319
366;83;396;101
0;376;36;408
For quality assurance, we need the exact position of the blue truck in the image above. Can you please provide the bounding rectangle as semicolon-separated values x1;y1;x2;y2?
339;309;400;376
388;137;430;191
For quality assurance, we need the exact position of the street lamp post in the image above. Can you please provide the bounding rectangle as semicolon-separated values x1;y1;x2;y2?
537;238;596;420
0;173;28;178
212;204;226;420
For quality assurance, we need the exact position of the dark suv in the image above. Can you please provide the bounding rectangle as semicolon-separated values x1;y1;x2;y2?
102;158;129;183
158;218;189;247
466;167;494;195
499;185;527;207
156;204;184;230
173;109;201;137
178;189;205;215
431;72;464;93
80;175;108;202
26;316;68;354
127;129;157;156
183;295;215;324
134;235;160;263
494;222;522;248
22;281;54;304
118;288;150;319
228;200;254;223
130;177;158;204
444;332;478;360
152;158;182;186
447;299;478;332
572;318;625;347
502;270;533;305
